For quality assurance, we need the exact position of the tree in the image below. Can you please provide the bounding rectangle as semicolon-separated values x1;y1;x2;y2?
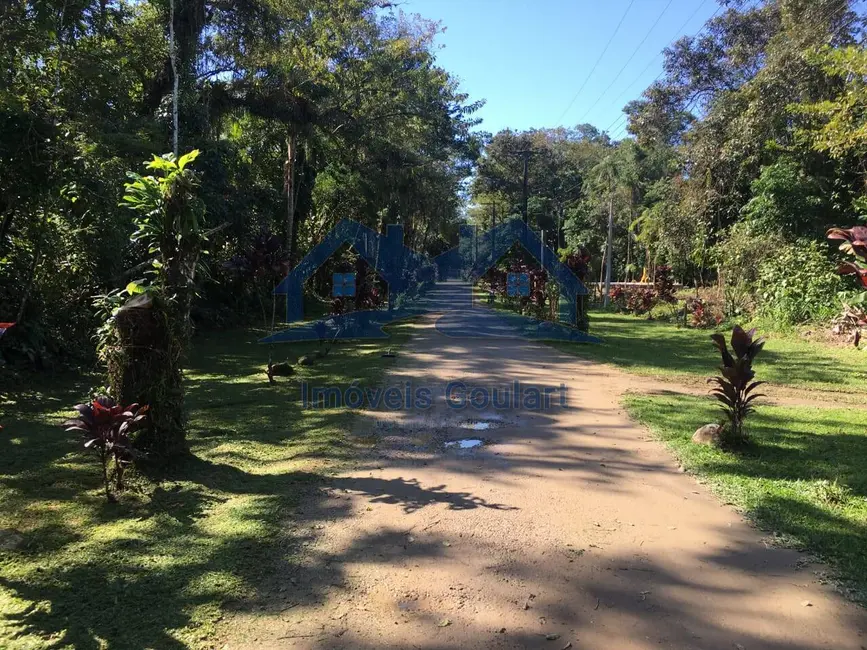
108;150;206;457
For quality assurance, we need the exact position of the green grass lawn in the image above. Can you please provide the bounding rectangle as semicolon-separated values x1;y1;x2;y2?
0;323;415;649
625;393;867;602
550;311;867;393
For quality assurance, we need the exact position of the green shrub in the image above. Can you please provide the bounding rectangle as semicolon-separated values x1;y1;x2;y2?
648;302;679;322
755;240;841;325
715;222;769;291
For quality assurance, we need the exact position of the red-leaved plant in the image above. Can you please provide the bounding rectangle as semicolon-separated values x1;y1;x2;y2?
827;226;867;347
63;397;149;501
708;326;766;447
827;226;867;288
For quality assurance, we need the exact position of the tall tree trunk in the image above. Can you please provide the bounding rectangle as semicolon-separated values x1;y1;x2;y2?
54;0;67;97
603;178;614;307
16;237;43;323
625;231;631;283
284;132;297;262
597;245;607;304
109;1;190;461
169;0;179;157
0;206;13;256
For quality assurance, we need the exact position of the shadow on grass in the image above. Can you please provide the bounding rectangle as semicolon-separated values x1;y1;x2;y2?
0;320;516;648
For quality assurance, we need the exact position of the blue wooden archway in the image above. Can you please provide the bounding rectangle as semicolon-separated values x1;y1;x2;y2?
433;218;588;325
273;218;434;323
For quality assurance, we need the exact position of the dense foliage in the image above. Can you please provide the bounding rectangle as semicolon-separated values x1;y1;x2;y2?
0;0;481;369
469;0;867;329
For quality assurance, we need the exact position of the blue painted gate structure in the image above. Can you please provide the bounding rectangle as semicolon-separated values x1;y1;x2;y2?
265;217;595;343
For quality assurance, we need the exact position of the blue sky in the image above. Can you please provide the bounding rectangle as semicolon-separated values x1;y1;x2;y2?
401;0;721;137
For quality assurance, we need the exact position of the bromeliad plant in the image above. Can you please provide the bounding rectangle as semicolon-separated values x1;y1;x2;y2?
63;397;149;501
708;326;766;447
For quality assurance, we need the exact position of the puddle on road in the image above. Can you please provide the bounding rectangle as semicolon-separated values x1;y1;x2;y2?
444;438;484;449
459;418;504;431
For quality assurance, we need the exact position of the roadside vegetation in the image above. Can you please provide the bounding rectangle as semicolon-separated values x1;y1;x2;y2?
550;311;867;394
626;393;867;604
0;324;413;649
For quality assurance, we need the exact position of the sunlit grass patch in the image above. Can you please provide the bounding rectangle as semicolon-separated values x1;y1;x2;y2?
0;322;414;648
551;310;867;393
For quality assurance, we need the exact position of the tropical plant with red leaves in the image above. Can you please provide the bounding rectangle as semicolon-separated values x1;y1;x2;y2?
223;230;291;326
708;326;766;447
528;268;548;319
686;297;722;328
355;266;385;311
609;286;626;311
564;248;592;281
62;397;149;501
330;296;347;316
828;226;867;347
828;226;867;289
625;288;655;315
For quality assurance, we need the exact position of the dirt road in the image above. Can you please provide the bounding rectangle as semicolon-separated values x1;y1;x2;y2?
222;297;866;649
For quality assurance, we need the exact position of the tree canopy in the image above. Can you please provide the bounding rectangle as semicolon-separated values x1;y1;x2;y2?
0;0;482;367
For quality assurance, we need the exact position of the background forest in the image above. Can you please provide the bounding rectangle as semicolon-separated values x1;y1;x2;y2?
2;0;867;375
0;0;482;370
470;0;867;332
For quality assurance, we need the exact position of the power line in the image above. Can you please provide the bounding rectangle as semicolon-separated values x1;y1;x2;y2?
556;0;637;125
606;114;628;138
598;0;713;128
602;1;728;136
575;0;676;124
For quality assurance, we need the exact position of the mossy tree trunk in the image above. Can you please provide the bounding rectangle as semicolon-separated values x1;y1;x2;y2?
107;293;187;458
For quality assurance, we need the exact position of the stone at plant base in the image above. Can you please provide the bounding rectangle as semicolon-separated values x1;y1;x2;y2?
0;528;24;550
269;361;294;376
266;361;295;384
297;355;314;366
692;423;722;446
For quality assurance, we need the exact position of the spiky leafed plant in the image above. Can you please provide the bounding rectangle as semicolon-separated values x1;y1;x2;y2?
653;265;677;303
828;226;867;288
708;326;766;447
62;397;149;501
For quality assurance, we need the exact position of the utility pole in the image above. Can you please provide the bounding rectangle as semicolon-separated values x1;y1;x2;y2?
603;173;614;307
519;151;531;224
482;200;497;260
508;149;533;224
521;152;530;224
